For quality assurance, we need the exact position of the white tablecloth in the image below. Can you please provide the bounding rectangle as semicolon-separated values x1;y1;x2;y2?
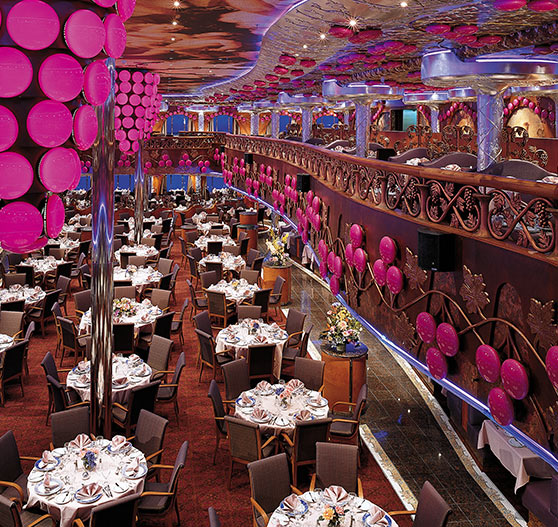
0;333;14;355
22;257;64;275
0;285;45;306
46;238;80;254
26;439;146;527
113;266;162;291
115;245;159;266
199;253;245;274
207;279;259;305
194;235;236;251
215;319;287;378
197;222;231;236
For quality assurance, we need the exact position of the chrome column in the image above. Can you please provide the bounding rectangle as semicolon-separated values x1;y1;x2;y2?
355;102;371;158
344;110;350;126
250;112;259;136
198;111;204;132
271;111;279;138
90;58;116;438
429;106;440;133
134;143;144;245
477;89;504;171
301;108;312;142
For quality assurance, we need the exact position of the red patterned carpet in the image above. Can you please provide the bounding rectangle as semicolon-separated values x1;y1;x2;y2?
0;240;411;526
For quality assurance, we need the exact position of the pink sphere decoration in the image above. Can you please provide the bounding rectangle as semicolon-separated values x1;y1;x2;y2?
0;201;44;251
501;359;529;400
162;154;169;160
186;159;192;166
285;174;291;186
379;236;397;264
0;106;18;153
333;256;343;278
201;167;207;173
372;259;387;285
39;54;83;102
145;161;152;169
39;147;80;193
546;346;558;388
266;166;272;176
488;387;514;426
353;248;367;273
493;0;526;10
529;101;535;109
312;196;320;211
64;10;106;59
104;13;127;59
165;160;172;167
319;260;328;279
205;160;210;167
0;153;33;199
528;0;558;11
73;105;98;151
349;224;363;248
84;60;111;106
386;266;404;295
178;160;185;166
307;190;313;204
327;251;336;272
45;194;65;238
542;109;548;119
416;312;437;344
535;107;541;115
476;345;501;383
117;159;124;167
27;100;73;147
426;347;448;380
436;323;459;357
330;276;340;296
504;108;509;116
7;0;60;51
158;160;164;167
0;48;33;97
198;160;203;167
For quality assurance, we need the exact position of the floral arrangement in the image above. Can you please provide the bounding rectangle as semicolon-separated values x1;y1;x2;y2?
320;302;362;348
113;297;137;318
81;449;98;471
318;505;346;527
265;228;290;267
248;319;260;334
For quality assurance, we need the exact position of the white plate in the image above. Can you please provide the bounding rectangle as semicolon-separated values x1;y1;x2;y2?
122;463;148;480
112;480;130;494
251;413;272;424
509;437;524;448
35;478;63;496
52;448;65;458
28;471;44;483
54;490;73;505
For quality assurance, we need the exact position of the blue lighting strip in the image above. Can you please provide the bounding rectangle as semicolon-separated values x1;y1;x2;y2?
230;183;558;471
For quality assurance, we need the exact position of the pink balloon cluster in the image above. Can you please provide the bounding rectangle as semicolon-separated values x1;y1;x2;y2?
116;152;132;168
80;159;92;173
178;152;192;168
257;164;273;187
114;69;162;154
439;101;476;123
284;175;298;203
503;97;555;122
345;225;368;274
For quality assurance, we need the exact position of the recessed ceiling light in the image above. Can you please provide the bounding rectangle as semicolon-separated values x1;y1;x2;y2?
348;19;357;27
171;37;175;41
319;33;326;40
400;1;408;6
303;44;308;49
295;53;299;56
172;20;178;25
173;0;180;6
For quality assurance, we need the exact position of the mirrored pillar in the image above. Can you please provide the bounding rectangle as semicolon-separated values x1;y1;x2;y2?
271;111;279;138
198;111;205;132
134;144;144;245
301;108;312;142
250;112;259;136
477;89;504;171
429;106;440;133
355;102;371;158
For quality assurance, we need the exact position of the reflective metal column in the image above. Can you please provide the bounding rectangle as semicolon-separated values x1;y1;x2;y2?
250;112;259;136
134;143;144;245
430;106;440;133
355;102;371;158
301;108;312;142
271;111;279;138
198;111;204;132
477;89;504;172
344;110;350;126
90;58;116;438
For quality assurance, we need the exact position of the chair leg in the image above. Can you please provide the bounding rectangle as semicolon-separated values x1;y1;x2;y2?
213;434;220;465
174;399;179;421
227;457;233;490
198;362;204;382
174;498;180;526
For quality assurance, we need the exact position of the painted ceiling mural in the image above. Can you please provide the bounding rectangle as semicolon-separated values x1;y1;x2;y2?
122;0;558;100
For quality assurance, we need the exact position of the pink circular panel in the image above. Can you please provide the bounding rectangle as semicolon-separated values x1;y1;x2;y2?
488;387;514;426
493;0;526;9
379;236;397;263
117;0;136;22
426;347;448;380
436;323;459;357
7;0;60;50
372;259;387;286
39;147;80;193
528;0;558;11
93;0;116;7
0;106;18;152
132;71;143;83
0;153;33;199
0;202;44;251
27;100;72;147
84;60;111;106
132;83;144;95
119;70;131;82
349;224;363;247
476;344;501;383
64;10;106;59
386;265;403;295
0;48;33;97
501;359;529;400
104;14;126;58
39;54;83;102
45;194;65;238
546;346;558;389
73;105;98;150
416;312;436;344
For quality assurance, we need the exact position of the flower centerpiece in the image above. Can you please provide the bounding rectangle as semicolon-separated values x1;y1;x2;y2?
81;449;98;471
320;303;362;352
113;297;138;318
318;505;346;527
248;319;260;334
265;228;290;267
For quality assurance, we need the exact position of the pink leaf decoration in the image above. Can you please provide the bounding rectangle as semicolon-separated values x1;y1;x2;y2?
312;196;320;212
319;260;328;279
345;244;354;267
306;190;313;204
318;239;328;259
436;323;459;357
426;347;448;380
501;359;529;400
379;236;397;264
386;266;403;295
349;224;363;248
333;256;343;278
488;387;514;426
353;248;367;274
476;345;501;383
372;258;387;285
546;346;558;389
327;251;336;273
416;312;436;344
330;276;340;296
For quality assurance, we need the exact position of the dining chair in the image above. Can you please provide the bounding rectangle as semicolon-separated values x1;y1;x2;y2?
196;328;233;382
114;285;136;300
200;270;219;289
112;380;161;438
158;257;174;275
188;279;207;319
225;416;278;489
282;309;307;356
207;241;223;255
147;335;173;380
0;341;26;406
113;323;136;355
150;289;171;311
329;383;367;450
55;275;72;315
79;264;91;289
389;481;452;527
19;321;35;377
208;380;227;464
0;494;56;527
281;324;313;377
208;507;221;527
205;261;223;282
44;262;72;291
223;245;240;256
137;441;189;527
57;316;89;366
310;442;363;497
46;375;89;414
251;257;264;273
73;494;139;527
50;406;90;449
206;290;236;329
281;417;332;488
237;305;262;320
293;357;325;393
193;310;214;335
248;453;301;527
239;237;249;257
114;279;133;288
246;249;260;268
156;352;186;421
26;289;60;337
48;247;65;260
159;242;172;259
240;269;260;285
179;237;189;265
73;289;92;316
246;343;276;385
129;409;169;475
221;358;250;409
119;251;134;268
186;231;199;247
0;311;24;340
169;264;180;303
268;276;286;319
13;266;34;286
69;253;86;283
40;352;78;423
250;288;271;321
171;299;189;349
141;237;156;247
129;255;147;267
0;300;25;312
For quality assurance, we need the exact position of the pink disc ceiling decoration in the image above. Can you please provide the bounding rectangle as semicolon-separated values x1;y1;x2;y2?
0;47;33;97
117;0;136;22
6;0;60;51
45;194;65;239
426;347;448;380
416;312;437;344
84;60;111;106
488;387;514;426
27;100;73;147
493;0;527;9
0;153;33;199
64;10;106;59
104;14;127;58
39;54;84;102
94;0;117;6
500;359;529;400
73;105;99;150
0;201;44;251
0;107;19;152
476;344;501;383
39;147;81;193
436;323;459;357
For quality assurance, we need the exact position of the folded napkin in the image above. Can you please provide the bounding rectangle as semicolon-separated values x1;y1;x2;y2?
282;494;301;512
256;381;271;392
141;314;150;322
76;361;88;372
76;483;102;500
287;379;304;391
241;392;253;405
255;335;267;343
41;450;56;466
366;504;389;526
296;409;312;421
111;435;127;450
9;284;22;292
33;286;42;293
125;457;141;476
129;354;140;363
135;363;149;376
77;374;89;385
70;434;92;449
43;473;56;491
251;408;269;421
312;394;324;405
113;377;127;387
142;299;152;306
323;486;349;505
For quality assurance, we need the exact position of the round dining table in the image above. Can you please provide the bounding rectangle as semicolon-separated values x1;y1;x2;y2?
26;435;147;527
199;252;245;274
0;285;45;307
22;256;64;275
267;488;397;527
194;235;236;251
0;334;14;355
197;222;231;236
207;278;259;305
115;244;159;265
113;266;162;291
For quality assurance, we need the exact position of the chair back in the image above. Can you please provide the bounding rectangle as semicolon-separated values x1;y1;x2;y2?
158;273;173;290
56;262;73;279
74;289;92;313
240;270;259;285
133;409;168;461
119;251;134;268
193;310;213;335
315;442;359;493
246;249;260;267
187;255;199;279
58;317;79;350
205;262;223;281
0;430;23;483
353;383;368;421
158;258;174;275
90;494;139;527
294;418;331;462
168;352;186;396
148;335;173;373
41;352;59;382
208;380;226;434
113;323;135;354
127;381;161;429
207;241;222;255
46;374;69;412
43;289;61;315
207;291;227;317
414;481;452;527
272;276;286;295
0;311;24;338
188;246;203;261
129;255;147;267
300;325;313;356
0;300;24;312
195;329;216;366
51;406;90;448
57;275;72;295
1;341;25;381
141;237;156;247
154;311;174;340
0;495;19;527
225;416;261;462
4;273;27;288
186;231;199;244
248;453;292;517
251;257;264;272
14;266;34;285
166;441;189;498
200;271;218;289
285;309;307;340
52;302;63;320
114;286;136;300
246;344;275;383
252;288;271;314
237;305;261;320
223;245;240;256
222;359;250;401
151;289;171;311
49;247;65;260
114;279;133;289
294;357;324;392
239;237;249;257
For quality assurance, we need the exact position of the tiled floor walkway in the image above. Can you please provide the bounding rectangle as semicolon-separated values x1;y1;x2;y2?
285;262;519;527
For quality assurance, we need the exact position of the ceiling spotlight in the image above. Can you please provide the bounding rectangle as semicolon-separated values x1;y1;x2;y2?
172;20;178;25
319;33;326;40
400;1;408;6
171;37;175;41
348;19;357;27
303;44;308;49
173;0;180;6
